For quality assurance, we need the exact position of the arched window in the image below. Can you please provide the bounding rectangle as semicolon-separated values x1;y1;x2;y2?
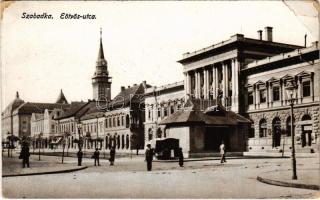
117;135;120;149
302;114;312;121
126;115;130;128
121;135;125;149
117;117;120;126
156;128;162;138
121;116;124;126
126;135;129;149
286;116;295;136
148;128;153;141
259;119;267;137
272;117;281;147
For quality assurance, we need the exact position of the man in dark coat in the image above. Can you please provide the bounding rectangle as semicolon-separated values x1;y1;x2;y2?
178;147;184;167
77;150;83;166
109;147;115;166
145;144;154;171
93;148;100;166
20;143;30;168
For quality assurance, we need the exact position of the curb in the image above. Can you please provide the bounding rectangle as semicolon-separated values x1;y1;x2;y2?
154;156;289;163
2;166;87;178
257;175;320;191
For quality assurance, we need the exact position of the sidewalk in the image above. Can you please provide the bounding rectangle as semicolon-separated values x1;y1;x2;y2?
257;168;320;191
2;153;87;177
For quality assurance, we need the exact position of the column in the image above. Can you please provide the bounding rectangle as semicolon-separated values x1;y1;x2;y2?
211;66;215;99
198;71;201;99
215;66;218;99
184;72;188;97
204;69;208;99
187;72;191;97
206;68;210;99
280;80;283;106
297;78;302;103
195;71;198;98
222;62;227;106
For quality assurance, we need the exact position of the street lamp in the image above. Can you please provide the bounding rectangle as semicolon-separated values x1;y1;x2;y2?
285;81;298;180
38;132;43;161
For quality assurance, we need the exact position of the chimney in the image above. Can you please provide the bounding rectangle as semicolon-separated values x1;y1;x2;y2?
257;30;262;40
304;34;307;47
142;80;147;89
264;26;273;42
121;86;125;91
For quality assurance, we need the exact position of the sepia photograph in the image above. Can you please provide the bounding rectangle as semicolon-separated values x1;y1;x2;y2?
1;0;320;198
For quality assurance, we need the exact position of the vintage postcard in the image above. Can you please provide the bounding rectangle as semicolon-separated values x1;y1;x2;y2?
1;0;320;199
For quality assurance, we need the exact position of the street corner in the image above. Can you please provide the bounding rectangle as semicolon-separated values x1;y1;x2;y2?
257;168;320;191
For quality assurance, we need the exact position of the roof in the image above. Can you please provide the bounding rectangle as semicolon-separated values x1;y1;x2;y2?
110;83;145;108
56;89;68;104
159;99;251;126
144;81;184;96
243;43;319;72
55;101;88;120
14;102;70;115
178;34;302;63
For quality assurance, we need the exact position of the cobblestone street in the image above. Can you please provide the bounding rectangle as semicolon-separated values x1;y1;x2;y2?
2;152;319;198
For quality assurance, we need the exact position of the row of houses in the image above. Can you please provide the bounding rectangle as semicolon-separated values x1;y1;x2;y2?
2;26;319;157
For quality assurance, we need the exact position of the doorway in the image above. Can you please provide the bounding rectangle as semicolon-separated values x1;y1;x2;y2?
272;118;281;147
205;127;229;152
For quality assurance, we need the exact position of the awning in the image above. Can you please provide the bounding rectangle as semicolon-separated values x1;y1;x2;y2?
50;136;63;145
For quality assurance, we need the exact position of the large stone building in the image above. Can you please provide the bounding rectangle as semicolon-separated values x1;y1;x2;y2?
155;27;319;157
1;91;70;141
243;42;320;153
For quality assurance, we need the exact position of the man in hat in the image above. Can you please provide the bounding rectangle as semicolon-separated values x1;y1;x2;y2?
145;144;154;171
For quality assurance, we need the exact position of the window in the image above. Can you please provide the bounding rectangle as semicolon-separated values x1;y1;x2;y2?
170;106;174;114
148;128;153;141
248;91;253;105
148;110;151;119
105;119;108;128
259;119;267;137
164;107;168;117
259;89;266;103
121;116;124;126
109;118;112;127
125;115;129;128
302;81;311;97
158;109;161;118
272;86;280;101
113;118;116;127
117;117;120;126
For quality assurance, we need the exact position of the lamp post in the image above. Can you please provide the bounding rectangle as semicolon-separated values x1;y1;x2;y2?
285;81;298;180
38;132;43;161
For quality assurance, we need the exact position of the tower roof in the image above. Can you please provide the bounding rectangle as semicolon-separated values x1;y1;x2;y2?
56;89;68;104
97;28;105;60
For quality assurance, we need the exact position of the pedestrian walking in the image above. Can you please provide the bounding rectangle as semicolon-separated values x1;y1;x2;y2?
19;142;30;168
219;141;226;163
77;150;83;166
109;146;115;166
145;144;154;171
178;147;184;167
92;148;100;166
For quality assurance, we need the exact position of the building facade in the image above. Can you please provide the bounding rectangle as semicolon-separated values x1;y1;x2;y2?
144;81;185;147
243;43;320;153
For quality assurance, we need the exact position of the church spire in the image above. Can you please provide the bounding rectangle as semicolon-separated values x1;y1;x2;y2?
97;27;105;60
56;89;68;104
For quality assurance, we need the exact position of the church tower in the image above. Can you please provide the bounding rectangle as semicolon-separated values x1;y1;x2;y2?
92;28;112;101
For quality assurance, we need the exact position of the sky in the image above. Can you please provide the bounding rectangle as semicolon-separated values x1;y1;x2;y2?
1;1;318;110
